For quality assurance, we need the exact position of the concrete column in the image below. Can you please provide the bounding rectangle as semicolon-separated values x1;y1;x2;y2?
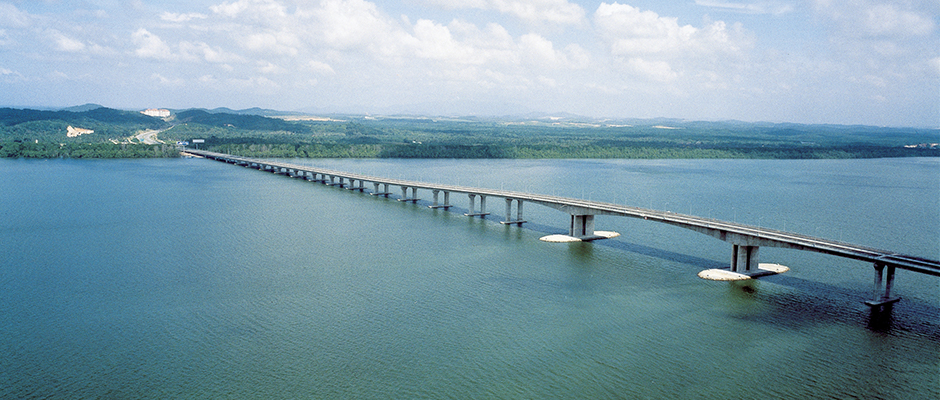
444;191;450;208
432;190;440;207
569;215;595;237
501;199;525;225
871;262;898;301
398;187;418;202
872;262;884;301
730;245;760;273
465;194;487;216
866;262;901;307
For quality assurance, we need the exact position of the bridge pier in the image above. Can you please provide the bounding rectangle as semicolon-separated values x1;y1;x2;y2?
347;179;366;191
569;214;595;238
500;198;526;225
465;194;490;217
429;190;452;209
398;186;420;202
371;182;391;197
730;244;760;273
328;176;347;188
865;262;901;309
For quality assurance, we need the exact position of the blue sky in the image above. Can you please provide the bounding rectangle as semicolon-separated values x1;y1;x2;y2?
1;1;937;127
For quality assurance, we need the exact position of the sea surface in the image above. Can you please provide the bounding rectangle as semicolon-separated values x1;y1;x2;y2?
1;156;938;399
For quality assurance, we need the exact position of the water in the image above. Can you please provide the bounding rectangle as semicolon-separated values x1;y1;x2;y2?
1;157;937;399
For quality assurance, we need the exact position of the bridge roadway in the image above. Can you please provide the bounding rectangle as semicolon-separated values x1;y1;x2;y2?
184;149;940;308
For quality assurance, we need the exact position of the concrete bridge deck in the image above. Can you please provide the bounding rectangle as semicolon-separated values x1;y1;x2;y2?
183;149;940;309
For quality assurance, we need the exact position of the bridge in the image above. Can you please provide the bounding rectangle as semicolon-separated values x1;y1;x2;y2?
183;149;940;310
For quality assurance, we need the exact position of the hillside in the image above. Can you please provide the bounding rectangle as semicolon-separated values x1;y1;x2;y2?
0;106;168;144
2;105;938;159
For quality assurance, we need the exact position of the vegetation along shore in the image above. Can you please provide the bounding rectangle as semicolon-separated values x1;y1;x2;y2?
1;105;937;159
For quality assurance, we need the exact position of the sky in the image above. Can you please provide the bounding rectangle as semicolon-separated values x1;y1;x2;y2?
0;0;937;127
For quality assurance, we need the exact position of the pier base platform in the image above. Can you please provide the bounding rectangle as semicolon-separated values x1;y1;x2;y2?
697;263;789;281
864;297;902;307
539;231;620;242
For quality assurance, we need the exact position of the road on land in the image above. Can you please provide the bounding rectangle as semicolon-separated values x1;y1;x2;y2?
135;128;167;145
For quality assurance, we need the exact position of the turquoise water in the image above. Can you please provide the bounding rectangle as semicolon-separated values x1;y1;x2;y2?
1;157;938;399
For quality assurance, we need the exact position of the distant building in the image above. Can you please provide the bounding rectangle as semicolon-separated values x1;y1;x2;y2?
66;126;93;137
142;108;171;118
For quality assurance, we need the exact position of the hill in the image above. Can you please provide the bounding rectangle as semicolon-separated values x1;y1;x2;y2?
173;109;309;134
61;103;106;112
0;106;168;144
2;105;938;159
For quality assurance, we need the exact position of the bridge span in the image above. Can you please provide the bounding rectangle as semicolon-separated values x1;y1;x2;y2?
183;149;939;309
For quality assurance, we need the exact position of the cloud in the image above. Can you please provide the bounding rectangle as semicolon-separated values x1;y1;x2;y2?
313;0;401;52
410;19;517;65
694;1;793;15
813;0;935;38
860;3;935;37
50;30;85;52
424;0;586;25
152;73;184;86
0;66;24;81
519;33;589;69
594;3;749;81
179;41;241;63
596;3;745;57
624;58;678;82
0;3;30;28
210;0;285;19
257;61;284;74
160;12;208;22
243;32;300;56
307;60;335;75
132;28;174;60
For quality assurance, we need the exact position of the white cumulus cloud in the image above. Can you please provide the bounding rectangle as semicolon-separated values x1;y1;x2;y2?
595;3;749;82
132;28;174;60
596;3;745;57
519;34;588;69
423;0;586;25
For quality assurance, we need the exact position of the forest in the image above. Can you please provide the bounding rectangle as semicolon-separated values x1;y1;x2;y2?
1;105;937;159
